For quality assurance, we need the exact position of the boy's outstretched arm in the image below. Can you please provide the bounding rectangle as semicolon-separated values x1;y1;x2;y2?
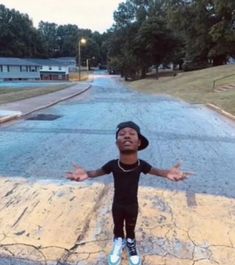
149;163;193;181
66;163;106;182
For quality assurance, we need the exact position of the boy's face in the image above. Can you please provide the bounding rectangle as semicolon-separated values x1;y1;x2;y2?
116;127;141;153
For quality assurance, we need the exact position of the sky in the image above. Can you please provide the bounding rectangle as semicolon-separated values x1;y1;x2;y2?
0;0;123;33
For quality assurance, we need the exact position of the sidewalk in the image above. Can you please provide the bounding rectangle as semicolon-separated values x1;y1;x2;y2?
0;81;91;124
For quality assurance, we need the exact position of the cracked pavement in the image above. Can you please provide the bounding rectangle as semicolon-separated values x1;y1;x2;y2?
0;177;234;265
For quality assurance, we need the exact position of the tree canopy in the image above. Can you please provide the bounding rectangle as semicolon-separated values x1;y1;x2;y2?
167;0;235;66
0;1;235;76
0;4;46;57
0;4;106;66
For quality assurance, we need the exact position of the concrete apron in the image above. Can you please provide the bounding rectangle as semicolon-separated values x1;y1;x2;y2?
0;177;234;265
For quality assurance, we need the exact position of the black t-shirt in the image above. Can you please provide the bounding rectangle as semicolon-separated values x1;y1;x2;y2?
102;159;152;204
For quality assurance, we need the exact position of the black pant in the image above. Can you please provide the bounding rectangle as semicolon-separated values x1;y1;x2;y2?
112;202;138;239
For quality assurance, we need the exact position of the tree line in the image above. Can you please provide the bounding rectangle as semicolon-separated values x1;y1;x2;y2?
0;1;235;80
107;0;235;79
0;4;107;66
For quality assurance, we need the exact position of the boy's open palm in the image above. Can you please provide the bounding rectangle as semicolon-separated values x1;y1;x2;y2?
66;164;89;181
167;163;193;181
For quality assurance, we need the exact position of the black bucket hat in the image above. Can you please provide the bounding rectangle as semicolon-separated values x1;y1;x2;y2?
116;121;149;150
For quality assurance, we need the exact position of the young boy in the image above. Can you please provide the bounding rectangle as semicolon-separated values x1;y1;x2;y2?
66;121;192;265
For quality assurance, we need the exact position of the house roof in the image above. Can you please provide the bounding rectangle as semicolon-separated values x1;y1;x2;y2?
0;57;40;66
52;57;76;61
0;57;75;67
27;58;72;66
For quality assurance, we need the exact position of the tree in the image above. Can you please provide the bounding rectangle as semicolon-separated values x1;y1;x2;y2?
107;0;181;79
167;0;212;64
167;0;235;66
108;0;145;79
89;31;108;66
0;4;46;57
134;16;181;77
208;0;235;65
106;23;143;80
57;24;80;57
38;21;59;57
113;1;135;29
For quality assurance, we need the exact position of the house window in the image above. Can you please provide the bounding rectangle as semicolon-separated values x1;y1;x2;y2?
2;66;8;72
49;67;52;70
21;66;27;72
0;66;2;72
30;66;37;72
58;66;62;70
9;66;20;72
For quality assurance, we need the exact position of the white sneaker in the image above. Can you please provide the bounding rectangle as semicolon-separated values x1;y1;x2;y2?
126;238;141;265
108;237;123;265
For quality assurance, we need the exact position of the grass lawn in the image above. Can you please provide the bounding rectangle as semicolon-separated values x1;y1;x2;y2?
0;70;91;105
0;83;74;105
127;65;235;115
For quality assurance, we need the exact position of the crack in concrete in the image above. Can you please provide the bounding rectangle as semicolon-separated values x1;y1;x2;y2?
0;242;48;265
1;213;109;264
1;181;234;264
0;232;234;264
0;233;7;243
12;207;28;227
56;185;110;264
3;184;19;198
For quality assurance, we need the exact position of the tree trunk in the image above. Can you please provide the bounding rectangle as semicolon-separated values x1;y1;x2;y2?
155;65;159;79
213;55;226;66
140;67;146;79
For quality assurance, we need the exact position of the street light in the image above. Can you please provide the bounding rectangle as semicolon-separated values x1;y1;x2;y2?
78;38;86;81
86;57;95;72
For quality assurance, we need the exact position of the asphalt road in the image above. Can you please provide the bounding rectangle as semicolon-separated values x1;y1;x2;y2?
0;71;235;200
1;72;235;265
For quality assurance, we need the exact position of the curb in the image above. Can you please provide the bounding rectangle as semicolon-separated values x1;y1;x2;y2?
206;103;235;121
22;85;91;118
0;85;91;124
0;112;22;124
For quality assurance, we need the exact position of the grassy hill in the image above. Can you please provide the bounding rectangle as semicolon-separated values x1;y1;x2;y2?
127;65;235;116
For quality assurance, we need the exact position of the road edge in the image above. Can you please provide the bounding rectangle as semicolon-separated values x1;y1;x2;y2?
0;85;91;124
206;103;235;121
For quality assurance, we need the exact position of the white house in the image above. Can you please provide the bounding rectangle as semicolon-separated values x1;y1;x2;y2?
52;57;77;72
0;57;40;81
27;58;72;81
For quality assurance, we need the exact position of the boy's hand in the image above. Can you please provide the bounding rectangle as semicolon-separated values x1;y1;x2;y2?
166;163;194;181
66;163;89;182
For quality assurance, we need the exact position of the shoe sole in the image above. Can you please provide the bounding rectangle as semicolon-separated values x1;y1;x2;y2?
128;259;142;265
108;256;121;265
127;252;142;265
108;240;125;265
